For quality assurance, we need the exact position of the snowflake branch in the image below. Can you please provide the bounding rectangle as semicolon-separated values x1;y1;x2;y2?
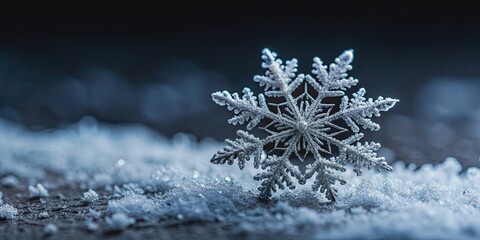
311;93;398;131
260;128;296;146
211;130;263;169
212;88;295;129
304;134;347;201
254;157;302;199
255;48;306;122
313;130;393;174
337;142;393;176
255;135;304;199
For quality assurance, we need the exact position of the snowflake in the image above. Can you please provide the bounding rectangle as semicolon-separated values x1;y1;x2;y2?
211;48;398;201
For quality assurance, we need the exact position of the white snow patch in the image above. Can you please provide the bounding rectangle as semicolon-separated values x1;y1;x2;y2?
28;183;49;198
0;175;20;188
105;156;480;239
105;213;135;230
0;204;18;219
39;211;49;219
82;189;99;203
88;209;101;219
108;194;156;221
84;220;99;232
43;223;58;235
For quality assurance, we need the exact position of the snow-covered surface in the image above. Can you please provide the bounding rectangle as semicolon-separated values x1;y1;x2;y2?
0;118;480;239
0;188;18;220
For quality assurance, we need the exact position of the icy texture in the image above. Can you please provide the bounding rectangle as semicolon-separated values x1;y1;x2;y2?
0;175;19;188
108;194;156;220
1;119;480;238
0;204;18;220
0;191;3;205
39;211;49;219
103;157;480;239
108;177;256;222
83;189;99;203
106;213;135;230
28;183;49;198
84;220;99;232
0;118;241;188
212;48;397;200
44;223;58;236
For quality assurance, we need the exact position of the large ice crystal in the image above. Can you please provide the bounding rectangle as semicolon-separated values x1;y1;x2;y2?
212;48;398;200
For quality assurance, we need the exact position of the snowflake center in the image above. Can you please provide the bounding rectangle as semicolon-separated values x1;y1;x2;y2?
296;120;309;133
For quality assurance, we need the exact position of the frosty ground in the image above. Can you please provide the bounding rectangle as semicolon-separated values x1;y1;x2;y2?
1;118;480;239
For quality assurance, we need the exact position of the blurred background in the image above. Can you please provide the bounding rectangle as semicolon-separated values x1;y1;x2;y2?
0;2;480;167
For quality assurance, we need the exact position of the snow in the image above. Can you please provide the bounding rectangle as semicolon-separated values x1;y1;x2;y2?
0;190;18;220
39;211;49;219
0;118;480;238
0;175;20;188
28;183;49;198
43;223;58;236
84;220;99;232
82;189;99;203
0;204;18;220
106;213;135;230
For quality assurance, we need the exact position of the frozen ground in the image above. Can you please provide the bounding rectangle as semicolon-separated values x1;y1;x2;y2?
1;118;480;239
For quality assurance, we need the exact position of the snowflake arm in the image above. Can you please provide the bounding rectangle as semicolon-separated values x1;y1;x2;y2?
304;50;359;120
312;129;393;173
254;156;302;199
304;133;347;201
307;161;346;202
310;49;359;91
254;134;305;199
254;49;305;121
211;130;264;169
213;88;275;130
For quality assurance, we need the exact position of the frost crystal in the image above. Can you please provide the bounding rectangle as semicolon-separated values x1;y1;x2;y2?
0;204;18;219
43;223;58;236
82;189;99;203
106;213;136;230
0;175;20;188
39;211;50;219
28;183;49;198
211;48;398;200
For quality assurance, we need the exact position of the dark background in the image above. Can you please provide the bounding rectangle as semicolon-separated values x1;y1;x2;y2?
1;2;480;165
